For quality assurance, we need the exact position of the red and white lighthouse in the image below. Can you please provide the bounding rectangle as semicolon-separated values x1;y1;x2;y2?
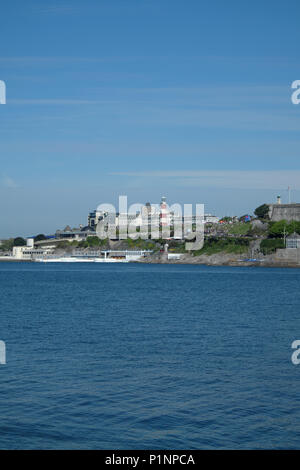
160;196;170;227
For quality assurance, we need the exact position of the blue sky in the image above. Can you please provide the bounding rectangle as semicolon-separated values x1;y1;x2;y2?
0;0;300;237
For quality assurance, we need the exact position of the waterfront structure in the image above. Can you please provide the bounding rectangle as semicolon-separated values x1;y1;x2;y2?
275;246;300;264
274;232;300;264
34;249;152;263
12;238;52;260
168;253;183;260
101;250;152;261
268;196;300;222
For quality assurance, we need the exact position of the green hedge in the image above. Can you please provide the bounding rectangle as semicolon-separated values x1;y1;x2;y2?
260;238;284;254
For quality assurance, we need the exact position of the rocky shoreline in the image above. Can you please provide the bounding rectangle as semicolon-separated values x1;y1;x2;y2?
1;246;300;268
140;251;300;268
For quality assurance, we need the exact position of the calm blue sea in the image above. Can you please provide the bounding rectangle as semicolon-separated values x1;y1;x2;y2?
0;262;300;449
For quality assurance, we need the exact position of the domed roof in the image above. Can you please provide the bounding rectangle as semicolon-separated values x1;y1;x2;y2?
287;232;300;239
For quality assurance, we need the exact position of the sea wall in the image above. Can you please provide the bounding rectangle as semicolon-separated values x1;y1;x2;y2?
274;247;300;264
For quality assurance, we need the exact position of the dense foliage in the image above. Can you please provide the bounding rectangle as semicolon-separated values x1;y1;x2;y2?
34;234;47;242
0;239;14;251
260;238;285;255
13;237;26;246
268;220;300;238
254;204;269;219
193;237;249;256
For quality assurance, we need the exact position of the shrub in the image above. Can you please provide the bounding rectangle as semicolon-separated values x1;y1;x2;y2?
193;237;249;256
254;204;269;219
260;238;284;255
13;237;26;246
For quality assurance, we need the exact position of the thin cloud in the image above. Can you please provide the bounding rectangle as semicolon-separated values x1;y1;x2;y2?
110;170;300;191
0;56;148;65
1;176;19;189
10;99;111;105
38;6;78;14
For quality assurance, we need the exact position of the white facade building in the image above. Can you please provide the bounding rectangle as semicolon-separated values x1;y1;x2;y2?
204;214;220;224
12;238;53;260
286;233;300;249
